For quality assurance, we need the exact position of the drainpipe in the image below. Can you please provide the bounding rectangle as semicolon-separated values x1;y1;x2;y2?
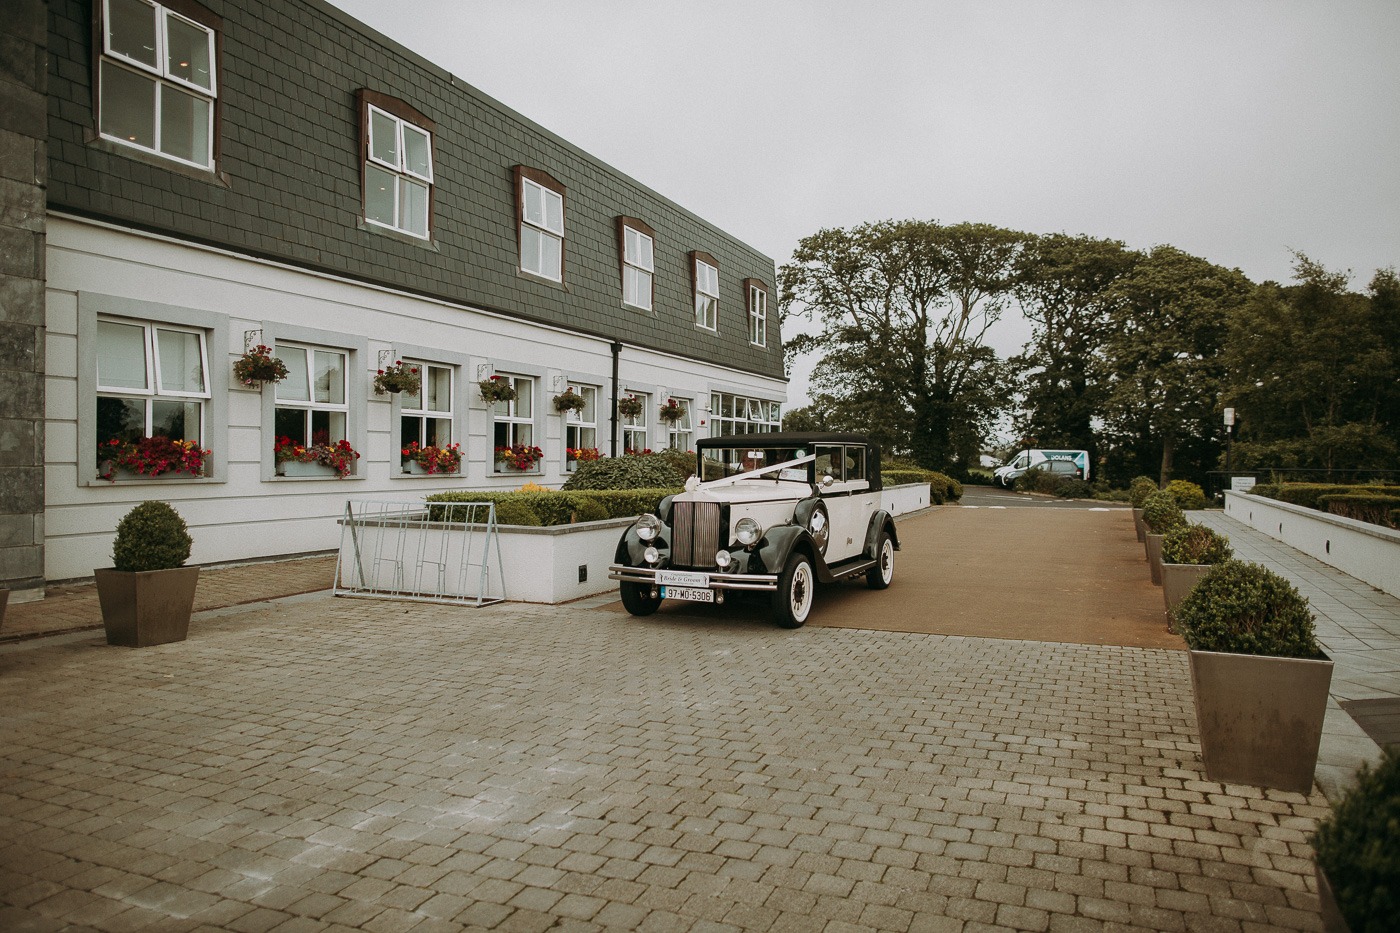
609;341;622;457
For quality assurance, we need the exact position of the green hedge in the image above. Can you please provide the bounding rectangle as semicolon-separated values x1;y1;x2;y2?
1247;482;1400;528
1164;480;1207;511
885;469;963;504
1311;747;1400;933
562;454;686;490
1319;494;1400;528
425;488;678;526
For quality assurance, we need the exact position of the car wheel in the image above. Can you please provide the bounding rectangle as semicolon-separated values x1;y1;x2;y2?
619;582;661;616
773;553;815;629
866;530;894;589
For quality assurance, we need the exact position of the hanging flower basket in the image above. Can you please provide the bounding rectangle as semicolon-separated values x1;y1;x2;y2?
658;398;685;424
553;389;587;414
232;344;289;388
374;360;421;396
616;395;644;418
479;375;518;404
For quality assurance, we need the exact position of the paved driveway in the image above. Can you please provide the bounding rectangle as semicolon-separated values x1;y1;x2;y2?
0;588;1327;932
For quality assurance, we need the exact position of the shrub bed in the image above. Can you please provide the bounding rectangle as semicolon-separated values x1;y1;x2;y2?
1318;493;1400;528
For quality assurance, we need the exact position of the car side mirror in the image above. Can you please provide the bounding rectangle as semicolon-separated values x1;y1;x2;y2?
821;474;835;488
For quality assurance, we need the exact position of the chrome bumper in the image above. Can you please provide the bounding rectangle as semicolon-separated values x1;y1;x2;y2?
608;564;780;592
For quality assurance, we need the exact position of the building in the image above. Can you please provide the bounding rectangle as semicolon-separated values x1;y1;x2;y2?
0;0;786;595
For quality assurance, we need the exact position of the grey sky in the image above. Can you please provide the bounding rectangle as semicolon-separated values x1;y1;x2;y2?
328;1;1400;404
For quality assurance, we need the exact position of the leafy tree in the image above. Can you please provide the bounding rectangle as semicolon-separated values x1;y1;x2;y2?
1010;234;1139;457
780;220;1022;472
1099;246;1254;486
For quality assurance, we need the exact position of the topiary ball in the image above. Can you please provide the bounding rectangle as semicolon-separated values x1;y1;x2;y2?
1173;560;1323;659
562;454;685;491
112;501;192;572
1129;476;1159;509
1161;523;1233;565
1165;479;1207;511
1141;490;1187;535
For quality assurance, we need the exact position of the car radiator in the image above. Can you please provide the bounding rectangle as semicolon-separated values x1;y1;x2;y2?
671;500;723;569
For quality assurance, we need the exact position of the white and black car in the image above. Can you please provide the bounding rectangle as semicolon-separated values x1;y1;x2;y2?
608;432;899;628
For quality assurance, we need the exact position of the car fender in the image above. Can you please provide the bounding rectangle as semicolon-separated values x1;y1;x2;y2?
752;524;817;578
863;510;900;557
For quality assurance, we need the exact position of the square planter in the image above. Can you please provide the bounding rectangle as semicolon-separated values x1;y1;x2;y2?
0;587;7;630
1315;864;1350;933
1188;648;1333;793
1145;533;1164;585
1161;562;1212;627
1132;508;1145;543
278;460;339;478
405;461;459;476
95;565;200;647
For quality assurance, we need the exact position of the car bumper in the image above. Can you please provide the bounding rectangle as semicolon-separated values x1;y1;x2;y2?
608;564;780;593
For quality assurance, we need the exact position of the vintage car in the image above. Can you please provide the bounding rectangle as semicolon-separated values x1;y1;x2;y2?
608;432;898;628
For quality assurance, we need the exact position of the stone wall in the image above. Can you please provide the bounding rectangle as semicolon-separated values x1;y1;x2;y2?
0;0;47;597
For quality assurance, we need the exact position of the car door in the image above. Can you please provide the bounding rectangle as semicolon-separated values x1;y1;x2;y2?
816;445;871;563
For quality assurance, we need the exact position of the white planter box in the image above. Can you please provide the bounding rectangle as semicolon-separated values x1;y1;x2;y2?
1225;491;1400;599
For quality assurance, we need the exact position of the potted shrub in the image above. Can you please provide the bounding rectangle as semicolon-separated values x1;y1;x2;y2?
232;344;289;388
479;375;518;405
95;501;199;647
1160;523;1234;625
1174;559;1332;793
374;360;421;396
1310;747;1399;933
1141;490;1186;585
1128;476;1157;543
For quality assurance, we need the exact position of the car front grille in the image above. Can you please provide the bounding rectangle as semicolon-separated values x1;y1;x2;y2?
671;500;723;569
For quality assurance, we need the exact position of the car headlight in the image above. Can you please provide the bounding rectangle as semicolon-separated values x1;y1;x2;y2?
635;513;661;541
734;517;763;547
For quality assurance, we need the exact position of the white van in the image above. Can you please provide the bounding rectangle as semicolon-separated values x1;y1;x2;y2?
994;449;1090;488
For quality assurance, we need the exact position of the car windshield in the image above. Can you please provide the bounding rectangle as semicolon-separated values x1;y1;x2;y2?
699;446;812;482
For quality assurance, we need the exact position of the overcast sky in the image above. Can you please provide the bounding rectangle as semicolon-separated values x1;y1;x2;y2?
328;0;1399;404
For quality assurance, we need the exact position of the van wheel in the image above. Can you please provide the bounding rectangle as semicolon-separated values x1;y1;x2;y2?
773;553;815;629
620;582;660;616
866;531;894;589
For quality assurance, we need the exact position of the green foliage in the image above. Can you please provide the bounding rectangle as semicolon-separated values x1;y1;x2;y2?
1310;746;1400;933
1320;493;1400;528
1128;476;1159;508
111;501;192;572
1160;523;1233;565
1164;479;1207;511
1053;478;1094;499
1252;483;1400;513
562;454;686;491
653;448;696;480
1173;560;1323;659
1141;490;1187;535
425;489;678;526
886;469;963;505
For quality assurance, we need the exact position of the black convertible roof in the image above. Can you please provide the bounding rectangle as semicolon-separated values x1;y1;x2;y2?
696;432;881;490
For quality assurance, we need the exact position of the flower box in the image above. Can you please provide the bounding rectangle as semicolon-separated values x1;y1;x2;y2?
278;460;339;478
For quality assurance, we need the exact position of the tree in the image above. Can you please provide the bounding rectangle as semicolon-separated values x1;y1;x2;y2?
779;220;1022;472
1010;234;1139;457
1099;246;1254;486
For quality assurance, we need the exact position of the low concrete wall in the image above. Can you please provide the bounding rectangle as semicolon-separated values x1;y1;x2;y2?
1223;491;1400;599
883;482;931;515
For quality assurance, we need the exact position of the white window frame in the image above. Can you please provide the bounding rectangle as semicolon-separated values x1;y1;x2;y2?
520;176;565;281
564;383;600;470
274;341;351;454
364;102;433;239
709;391;782;436
748;282;768;347
695;258;719;331
98;0;217;169
623;391;650;454
623;226;654;311
399;359;455;467
95;317;211;452
492;374;538;472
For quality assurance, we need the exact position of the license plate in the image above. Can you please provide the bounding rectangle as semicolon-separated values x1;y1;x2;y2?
662;586;714;603
659;570;709;587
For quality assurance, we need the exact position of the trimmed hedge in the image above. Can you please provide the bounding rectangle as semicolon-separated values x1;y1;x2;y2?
1174;560;1323;659
885;469;963;504
562;454;686;491
112;501;193;572
1245;482;1400;529
425;488;679;526
1164;480;1207;511
1319;493;1400;528
1161;523;1233;565
1128;476;1159;509
1311;746;1400;933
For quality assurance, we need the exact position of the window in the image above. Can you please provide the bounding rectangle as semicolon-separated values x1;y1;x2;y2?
746;279;768;347
96;318;209;461
274;342;349;456
693;252;719;330
98;0;219;169
400;360;454;468
710;392;781;436
665;399;693;452
360;91;434;239
623;391;650;454
564;383;599;469
618;217;655;311
516;167;565;281
492;374;536;470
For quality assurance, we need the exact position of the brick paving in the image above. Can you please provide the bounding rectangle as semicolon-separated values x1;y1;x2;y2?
0;595;1329;932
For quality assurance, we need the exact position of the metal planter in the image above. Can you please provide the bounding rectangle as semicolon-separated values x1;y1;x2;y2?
1161;563;1212;630
1132;508;1145;542
1188;648;1333;793
95;566;200;647
1145;533;1164;585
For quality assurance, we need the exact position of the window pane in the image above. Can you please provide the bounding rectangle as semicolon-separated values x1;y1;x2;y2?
314;350;345;405
370;109;398;166
310;410;346;445
623;267;638;306
100;61;156;149
638;234;653;270
521;225;542;274
580;387;596;423
152;398;201;442
365;164;396;226
402;414;424;446
108;0;158;68
539;232;561;279
543;189;564;234
399;178;429;237
165;12;212;90
625;228;639;263
155;328;204;393
635;270;652;310
427;417;450;447
274;406;307;445
97;396;146;446
514;378;532;418
425;366;451;412
402;125;431;179
523;181;543;226
97;320;149;390
159;83;210;165
277;346;309;401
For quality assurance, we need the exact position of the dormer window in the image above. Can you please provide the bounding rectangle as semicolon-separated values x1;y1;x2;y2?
360;91;434;239
516;167;566;281
618;217;655;311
